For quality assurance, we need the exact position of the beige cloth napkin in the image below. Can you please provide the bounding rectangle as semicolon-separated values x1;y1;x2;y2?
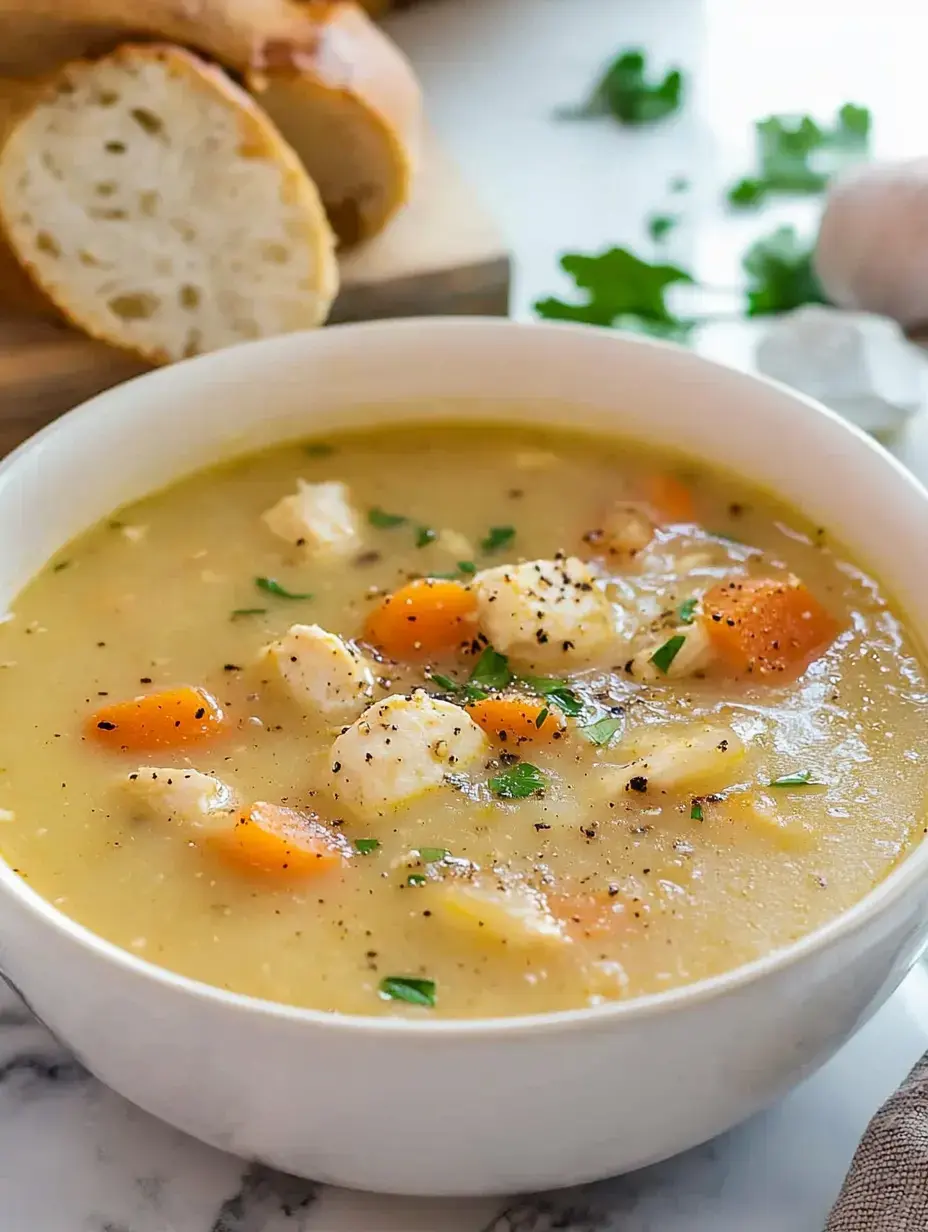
826;1052;928;1230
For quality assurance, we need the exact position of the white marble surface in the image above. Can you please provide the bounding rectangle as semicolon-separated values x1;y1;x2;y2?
4;1;928;1228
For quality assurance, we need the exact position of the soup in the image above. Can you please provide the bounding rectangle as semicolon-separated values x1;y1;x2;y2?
0;423;925;1019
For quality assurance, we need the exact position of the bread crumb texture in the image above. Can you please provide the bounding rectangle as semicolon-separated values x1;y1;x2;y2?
0;43;338;363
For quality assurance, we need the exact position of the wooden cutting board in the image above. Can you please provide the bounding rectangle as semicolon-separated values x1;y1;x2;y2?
0;134;511;456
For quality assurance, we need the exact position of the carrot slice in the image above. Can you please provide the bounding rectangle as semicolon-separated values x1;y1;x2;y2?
701;575;839;679
86;686;227;751
207;802;352;878
364;578;478;659
466;696;565;744
643;474;696;525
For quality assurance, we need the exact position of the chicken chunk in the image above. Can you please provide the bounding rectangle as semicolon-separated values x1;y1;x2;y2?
474;556;615;669
262;624;374;722
125;766;235;828
599;722;746;799
262;480;361;559
331;690;489;820
584;502;655;559
437;873;569;948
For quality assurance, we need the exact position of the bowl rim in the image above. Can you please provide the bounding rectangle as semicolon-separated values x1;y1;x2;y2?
2;314;927;1039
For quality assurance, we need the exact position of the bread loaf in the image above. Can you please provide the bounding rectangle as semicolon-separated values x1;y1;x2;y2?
0;44;339;363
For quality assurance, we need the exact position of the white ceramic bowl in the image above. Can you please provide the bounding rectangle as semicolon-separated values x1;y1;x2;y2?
0;318;927;1197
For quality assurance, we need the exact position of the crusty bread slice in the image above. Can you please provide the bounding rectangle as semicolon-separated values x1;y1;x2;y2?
0;1;422;246
0;43;339;363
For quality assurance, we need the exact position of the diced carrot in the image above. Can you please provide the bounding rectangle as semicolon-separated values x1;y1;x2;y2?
643;473;696;525
207;802;352;878
466;696;565;744
364;578;478;659
86;686;228;751
701;575;839;679
549;890;645;940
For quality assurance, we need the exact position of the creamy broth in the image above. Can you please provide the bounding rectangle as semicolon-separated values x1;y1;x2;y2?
0;422;925;1019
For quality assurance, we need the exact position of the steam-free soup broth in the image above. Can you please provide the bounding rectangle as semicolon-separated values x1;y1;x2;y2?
0;422;925;1018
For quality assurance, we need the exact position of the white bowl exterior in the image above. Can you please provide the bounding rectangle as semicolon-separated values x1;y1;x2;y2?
0;319;926;1195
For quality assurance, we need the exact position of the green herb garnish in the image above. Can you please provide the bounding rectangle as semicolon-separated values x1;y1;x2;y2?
562;49;684;126
535;246;694;338
650;633;686;674
230;607;267;620
470;646;512;690
407;874;427;887
490;762;547;800
742;226;827;317
521;675;584;717
430;560;477;581
429;671;488;704
535;706;550;729
480;525;515;554
379;976;436;1007
415;526;438;548
580;715;623;746
368;507;407;529
354;838;380;855
255;577;312;600
677;597;698;624
648;213;678;243
769;770;825;788
304;442;334;457
430;673;461;693
690;801;703;821
419;847;448;864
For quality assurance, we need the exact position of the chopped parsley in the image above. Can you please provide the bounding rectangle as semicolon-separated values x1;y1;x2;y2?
419;847;448;863
690;801;704;821
415;526;438;548
379;976;436;1007
677;597;698;624
647;213;678;243
742;225;827;317
470;646;512;690
649;634;686;674
480;525;516;554
430;560;477;581
490;762;546;800
407;874;427;887
580;715;623;746
521;675;584;717
230;607;267;620
535;706;550;729
769;770;826;788
367;507;407;529
429;671;488;704
304;442;334;457
563;48;684;126
354;838;380;855
255;577;312;600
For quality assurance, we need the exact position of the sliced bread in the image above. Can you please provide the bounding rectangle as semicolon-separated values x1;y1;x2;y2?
0;43;339;363
0;0;422;245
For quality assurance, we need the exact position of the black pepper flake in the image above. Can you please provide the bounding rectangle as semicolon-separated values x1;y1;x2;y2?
534;822;551;831
140;676;152;684
96;720;117;731
627;775;648;793
223;664;242;672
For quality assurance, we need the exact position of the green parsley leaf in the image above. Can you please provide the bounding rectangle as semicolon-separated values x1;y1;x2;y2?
727;176;767;208
690;801;703;821
563;49;684;126
650;633;686;674
407;874;427;887
415;526;438;548
430;671;488;703
230;607;267;620
255;577;312;600
647;213;678;243
489;762;547;800
535;246;694;337
429;560;477;581
419;847;448;863
379;976;436;1007
742;226;827;317
677;597;698;624
535;706;550;729
580;715;624;746
430;673;461;693
769;770;826;788
368;507;407;529
470;646;512;690
521;675;584;717
304;442;334;457
354;838;380;855
457;560;477;575
480;525;515;553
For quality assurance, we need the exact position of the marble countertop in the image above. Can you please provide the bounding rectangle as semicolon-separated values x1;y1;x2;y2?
4;1;928;1227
